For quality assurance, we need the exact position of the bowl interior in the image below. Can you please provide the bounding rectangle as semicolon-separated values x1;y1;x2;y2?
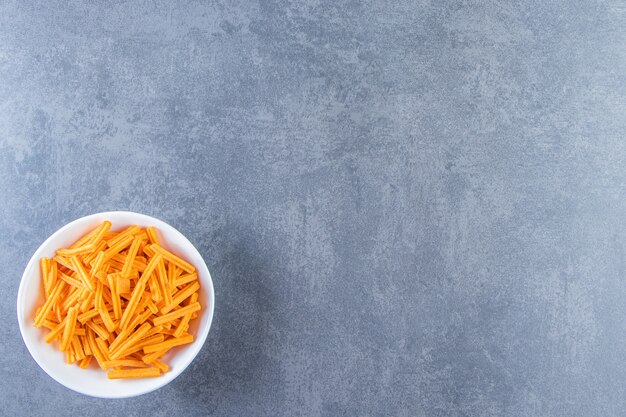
17;211;214;398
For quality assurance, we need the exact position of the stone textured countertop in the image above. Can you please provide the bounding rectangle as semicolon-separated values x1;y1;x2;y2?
1;1;625;416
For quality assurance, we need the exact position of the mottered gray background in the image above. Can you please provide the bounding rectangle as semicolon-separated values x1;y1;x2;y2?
1;1;625;416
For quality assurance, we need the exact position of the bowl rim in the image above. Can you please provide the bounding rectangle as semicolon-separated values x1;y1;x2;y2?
16;210;215;398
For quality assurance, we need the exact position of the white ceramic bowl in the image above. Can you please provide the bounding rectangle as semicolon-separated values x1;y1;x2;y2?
16;211;215;398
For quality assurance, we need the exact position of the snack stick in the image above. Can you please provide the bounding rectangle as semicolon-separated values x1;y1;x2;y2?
102;359;148;369
156;257;172;306
119;281;146;330
89;220;111;245
81;335;92;356
143;334;194;353
121;236;142;277
83;241;107;265
70;256;94;291
143;244;155;257
48;261;58;293
94;280;103;311
58;270;85;289
60;306;78;352
89;251;106;279
146;226;160;244
154;303;201;326
78;309;99;323
147;299;158;314
103;234;133;262
151;360;169;373
72;335;85;361
108;274;122;320
112;253;147;272
34;280;67;327
86;321;109;340
167;263;176;292
174;293;199;338
56;243;96;257
149;273;162;302
79;290;95;312
107;367;160;379
79;355;92;369
119;333;165;357
174;272;197;287
138;253;162;287
141;349;168;364
69;222;107;249
99;306;117;333
87;329;107;370
95;337;111;361
53;255;73;271
117;275;132;294
107;225;140;247
45;318;67;343
110;322;152;359
160;282;200;314
41;258;51;297
149;244;195;273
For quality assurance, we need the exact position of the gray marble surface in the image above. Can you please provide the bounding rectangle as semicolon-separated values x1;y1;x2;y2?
1;1;625;416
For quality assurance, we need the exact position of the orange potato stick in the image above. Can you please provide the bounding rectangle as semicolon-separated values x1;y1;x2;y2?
146;226;160;245
147;299;158;314
89;220;112;245
77;309;99;323
94;280;103;311
85;320;109;339
149;273;162;303
72;335;85;361
60;306;78;352
174;293;199;338
149;244;195;273
69;222;105;249
89;251;106;279
45;318;67;343
174;272;197;287
99;306;117;332
119;281;146;330
151;360;169;373
156;257;172;306
102;360;148;369
110;322;152;359
139;253;162;287
107;225;140;247
95;337;111;361
118;333;165;357
42;319;59;330
112;253;146;272
83;241;107;265
121;236;142;277
161;281;201;314
143;334;194;353
108;274;122;319
34;280;67;327
48;260;58;292
167;263;177;292
143;244;155;257
117;276;131;294
86;329;107;369
130;308;153;329
41;258;51;297
53;255;73;271
79;290;95;312
102;234;134;263
78;355;92;369
81;335;92;356
56;243;96;257
142;349;167;364
107;367;160;379
70;256;94;291
58;270;85;289
154;302;200;326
